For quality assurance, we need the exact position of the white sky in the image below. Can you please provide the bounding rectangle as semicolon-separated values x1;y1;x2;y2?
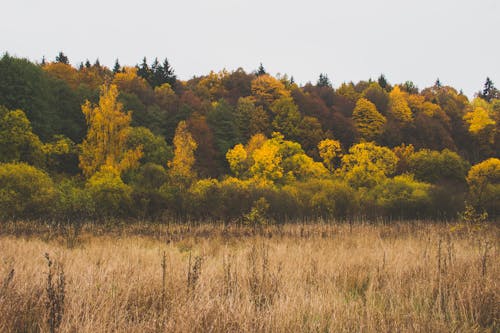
2;0;499;97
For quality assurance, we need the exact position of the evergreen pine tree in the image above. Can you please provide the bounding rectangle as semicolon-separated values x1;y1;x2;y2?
317;73;332;88
257;63;266;76
55;52;69;64
378;74;388;90
162;58;177;87
137;57;150;81
113;59;121;74
480;77;499;102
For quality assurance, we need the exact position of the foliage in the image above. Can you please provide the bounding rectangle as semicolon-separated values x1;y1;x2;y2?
466;158;500;216
338;142;397;188
85;165;132;218
0;163;56;219
352;98;386;141
408;149;470;184
388;86;413;123
0;107;45;167
318;138;342;172
79;84;143;177
168;121;198;184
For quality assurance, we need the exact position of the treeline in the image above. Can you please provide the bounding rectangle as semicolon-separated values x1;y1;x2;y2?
0;52;498;222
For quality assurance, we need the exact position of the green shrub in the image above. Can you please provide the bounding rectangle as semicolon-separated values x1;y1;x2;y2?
0;162;56;219
86;166;132;218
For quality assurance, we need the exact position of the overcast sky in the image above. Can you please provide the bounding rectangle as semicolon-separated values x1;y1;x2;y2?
2;0;499;97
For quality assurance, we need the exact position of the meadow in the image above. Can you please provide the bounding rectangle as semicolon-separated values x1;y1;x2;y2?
0;220;498;332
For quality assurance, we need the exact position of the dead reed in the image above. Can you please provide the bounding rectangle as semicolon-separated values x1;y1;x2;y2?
0;220;498;332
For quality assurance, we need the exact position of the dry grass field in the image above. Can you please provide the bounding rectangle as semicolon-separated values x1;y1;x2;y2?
0;221;498;332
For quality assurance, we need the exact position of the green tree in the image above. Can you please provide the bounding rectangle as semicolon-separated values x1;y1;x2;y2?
0;107;44;166
270;97;301;140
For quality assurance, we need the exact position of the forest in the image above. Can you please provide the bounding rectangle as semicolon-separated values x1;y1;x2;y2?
0;52;499;222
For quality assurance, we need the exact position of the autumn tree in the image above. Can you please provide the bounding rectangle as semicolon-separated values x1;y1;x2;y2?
463;98;496;153
79;84;143;177
466;158;500;215
338;142;397;188
168;120;198;183
389;86;413;123
251;74;290;107
318;138;342;172
352;98;386;141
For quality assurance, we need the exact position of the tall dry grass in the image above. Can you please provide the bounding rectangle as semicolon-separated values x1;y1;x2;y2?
0;221;498;332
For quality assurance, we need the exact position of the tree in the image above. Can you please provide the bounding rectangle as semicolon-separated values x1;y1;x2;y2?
162;58;177;87
0;107;44;166
55;51;69;65
251;74;290;107
338;142;397;188
318;139;342;172
466;158;500;216
168;120;197;183
479;77;499;102
389;86;413;123
79;84;143;177
137;57;151;81
257;63;266;76
270;97;301;140
408;149;469;184
362;82;389;115
113;59;121;74
378;74;389;90
126;126;172;166
317;73;332;88
352;98;386;141
207;99;241;156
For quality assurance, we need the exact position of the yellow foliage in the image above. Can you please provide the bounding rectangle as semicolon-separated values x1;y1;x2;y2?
168;121;198;182
226;143;248;177
466;158;500;213
389;86;413;123
79;84;143;177
464;106;496;135
352;98;386;141
251;74;290;106
318;139;342;172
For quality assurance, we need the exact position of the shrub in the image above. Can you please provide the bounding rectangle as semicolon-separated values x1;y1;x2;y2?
86;165;132;218
0;162;56;219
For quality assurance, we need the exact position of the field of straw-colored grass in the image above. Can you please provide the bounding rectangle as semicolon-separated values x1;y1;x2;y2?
0;221;498;332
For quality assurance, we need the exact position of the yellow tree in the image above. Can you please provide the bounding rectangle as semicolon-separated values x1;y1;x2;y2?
464;98;496;141
317;139;342;172
466;158;500;214
168;121;198;182
389;86;413;123
352;98;386;141
251;74;290;107
79;84;143;177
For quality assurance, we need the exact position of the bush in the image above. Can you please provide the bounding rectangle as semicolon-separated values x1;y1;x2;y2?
0;162;56;219
86;166;132;218
370;174;432;218
56;178;95;220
